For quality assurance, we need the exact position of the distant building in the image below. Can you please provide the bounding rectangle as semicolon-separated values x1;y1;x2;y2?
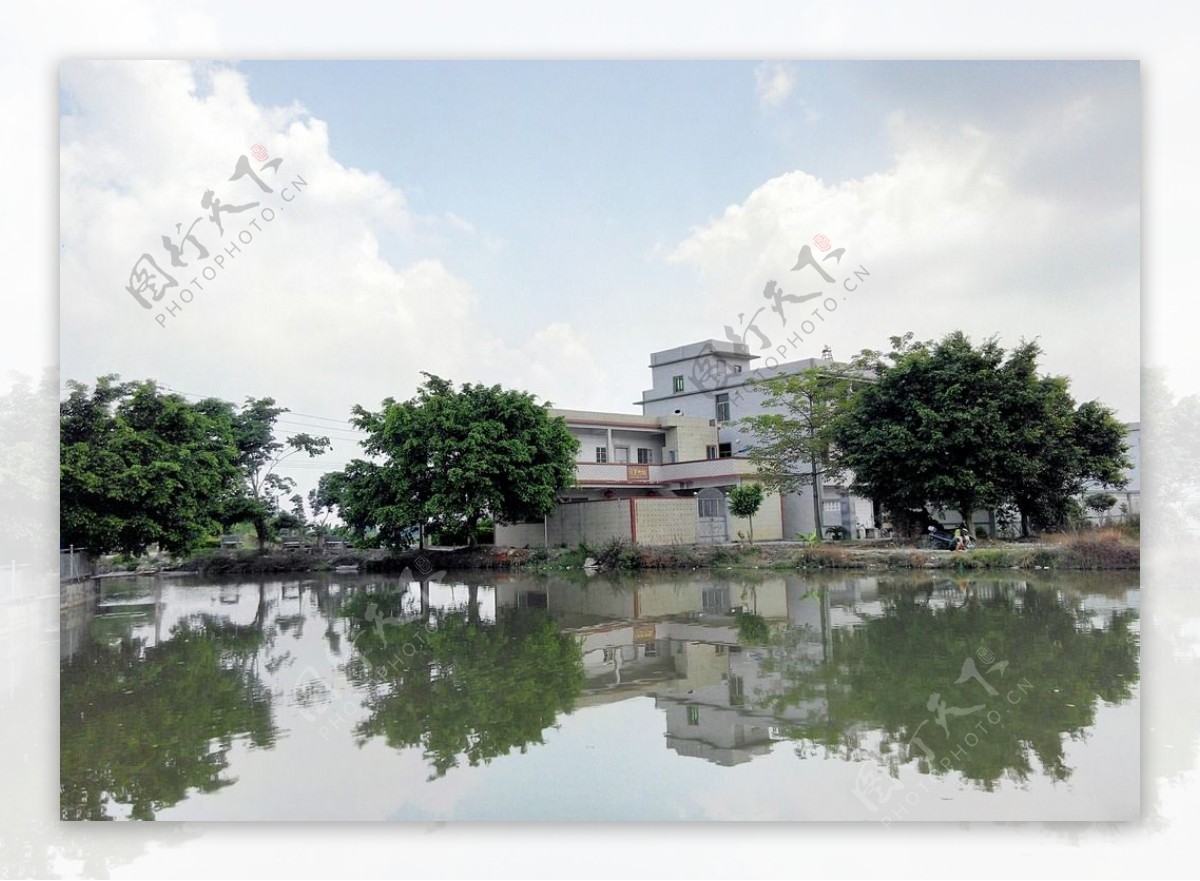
495;338;876;548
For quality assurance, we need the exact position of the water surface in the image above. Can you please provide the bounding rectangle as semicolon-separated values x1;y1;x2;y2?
60;569;1139;821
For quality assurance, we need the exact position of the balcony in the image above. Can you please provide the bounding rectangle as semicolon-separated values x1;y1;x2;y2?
573;457;757;486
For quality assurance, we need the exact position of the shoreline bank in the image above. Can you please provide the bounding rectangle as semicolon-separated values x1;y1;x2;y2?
97;536;1139;579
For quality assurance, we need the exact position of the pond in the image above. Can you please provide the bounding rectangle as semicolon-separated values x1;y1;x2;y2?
60;568;1139;821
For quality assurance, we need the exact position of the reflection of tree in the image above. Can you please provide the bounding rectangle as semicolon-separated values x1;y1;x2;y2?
346;606;583;779
762;584;1139;789
60;618;277;820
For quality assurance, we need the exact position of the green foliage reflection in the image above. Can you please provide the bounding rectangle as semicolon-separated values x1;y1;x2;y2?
60;618;277;820
346;605;584;779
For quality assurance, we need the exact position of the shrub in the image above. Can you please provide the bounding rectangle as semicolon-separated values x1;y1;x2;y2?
594;537;640;571
1057;529;1139;569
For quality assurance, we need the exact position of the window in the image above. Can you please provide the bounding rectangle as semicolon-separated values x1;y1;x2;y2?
718;442;732;459
602;648;616;663
668;450;677;463
705;445;717;460
643;642;658;658
614;446;629;463
672;374;685;393
715;392;730;422
715;644;727;655
732;365;743;373
729;675;745;706
687;706;700;726
701;586;730;612
637;447;652;464
699;496;723;519
595;447;608;463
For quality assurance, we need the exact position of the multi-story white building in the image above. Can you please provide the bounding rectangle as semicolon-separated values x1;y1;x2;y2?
495;338;872;548
637;339;875;541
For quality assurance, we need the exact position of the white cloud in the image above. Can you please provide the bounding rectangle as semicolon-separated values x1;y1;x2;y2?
667;108;1139;420
59;61;618;499
754;61;796;108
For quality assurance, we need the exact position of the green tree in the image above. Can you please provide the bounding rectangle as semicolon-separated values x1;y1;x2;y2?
339;375;579;549
740;366;855;540
834;332;1129;534
221;398;331;551
727;483;765;543
60;377;243;556
1084;491;1118;524
997;348;1129;535
308;472;340;546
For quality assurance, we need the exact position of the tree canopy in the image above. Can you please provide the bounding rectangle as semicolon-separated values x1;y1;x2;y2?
727;483;765;543
217;397;331;549
60;377;243;556
333;375;579;548
740;364;856;538
829;332;1129;534
60;378;331;555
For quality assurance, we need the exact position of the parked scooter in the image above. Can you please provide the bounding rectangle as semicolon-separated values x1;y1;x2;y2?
925;526;976;551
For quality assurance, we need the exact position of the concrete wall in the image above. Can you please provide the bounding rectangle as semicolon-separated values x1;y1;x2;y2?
499;498;716;548
632;498;698;545
728;486;784;542
662;416;717;462
547;499;634;547
494;522;546;548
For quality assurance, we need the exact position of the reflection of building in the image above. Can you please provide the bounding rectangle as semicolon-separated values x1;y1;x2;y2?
498;573;884;767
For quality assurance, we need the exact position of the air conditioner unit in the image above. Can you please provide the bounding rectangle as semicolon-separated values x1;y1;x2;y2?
709;419;717;426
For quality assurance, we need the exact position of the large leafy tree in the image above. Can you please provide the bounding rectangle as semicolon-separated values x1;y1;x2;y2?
60;377;243;556
833;332;1129;534
993;346;1129;535
337;375;579;548
739;365;856;539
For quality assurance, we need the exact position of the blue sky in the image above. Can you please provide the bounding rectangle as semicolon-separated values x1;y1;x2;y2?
59;59;1140;493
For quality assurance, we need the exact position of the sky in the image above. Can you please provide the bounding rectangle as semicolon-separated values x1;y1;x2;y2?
59;59;1140;503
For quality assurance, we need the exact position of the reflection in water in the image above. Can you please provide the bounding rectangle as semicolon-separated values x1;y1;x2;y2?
60;570;1139;820
346;606;584;779
60;600;278;819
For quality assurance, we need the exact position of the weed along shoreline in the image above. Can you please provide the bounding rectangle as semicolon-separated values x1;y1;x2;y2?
111;530;1140;581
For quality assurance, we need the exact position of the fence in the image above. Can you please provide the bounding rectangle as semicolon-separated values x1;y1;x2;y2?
59;546;93;582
